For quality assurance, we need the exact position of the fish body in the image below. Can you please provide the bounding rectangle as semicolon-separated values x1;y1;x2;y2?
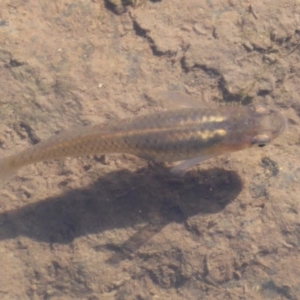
0;103;286;179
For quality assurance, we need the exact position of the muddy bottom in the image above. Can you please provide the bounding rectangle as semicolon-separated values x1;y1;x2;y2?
0;1;300;299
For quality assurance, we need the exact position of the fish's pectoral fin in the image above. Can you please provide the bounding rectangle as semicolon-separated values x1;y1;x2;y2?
170;155;217;176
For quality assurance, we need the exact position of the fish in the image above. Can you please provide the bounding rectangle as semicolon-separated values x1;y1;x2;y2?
0;103;286;180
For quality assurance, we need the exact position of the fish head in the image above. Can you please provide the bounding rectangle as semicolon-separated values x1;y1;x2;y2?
246;104;286;148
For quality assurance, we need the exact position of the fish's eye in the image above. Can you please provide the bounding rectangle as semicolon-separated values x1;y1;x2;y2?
252;134;271;147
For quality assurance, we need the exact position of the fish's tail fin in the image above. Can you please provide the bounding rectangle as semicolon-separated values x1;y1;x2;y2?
0;156;20;181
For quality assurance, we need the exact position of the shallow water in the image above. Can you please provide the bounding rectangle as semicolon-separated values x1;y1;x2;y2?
0;1;299;299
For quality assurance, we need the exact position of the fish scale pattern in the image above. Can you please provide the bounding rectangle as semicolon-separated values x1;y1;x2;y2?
0;104;286;180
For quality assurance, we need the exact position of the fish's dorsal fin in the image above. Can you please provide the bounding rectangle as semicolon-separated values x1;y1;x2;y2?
144;90;217;111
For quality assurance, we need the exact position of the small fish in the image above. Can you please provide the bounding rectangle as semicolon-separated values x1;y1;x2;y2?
0;103;286;180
